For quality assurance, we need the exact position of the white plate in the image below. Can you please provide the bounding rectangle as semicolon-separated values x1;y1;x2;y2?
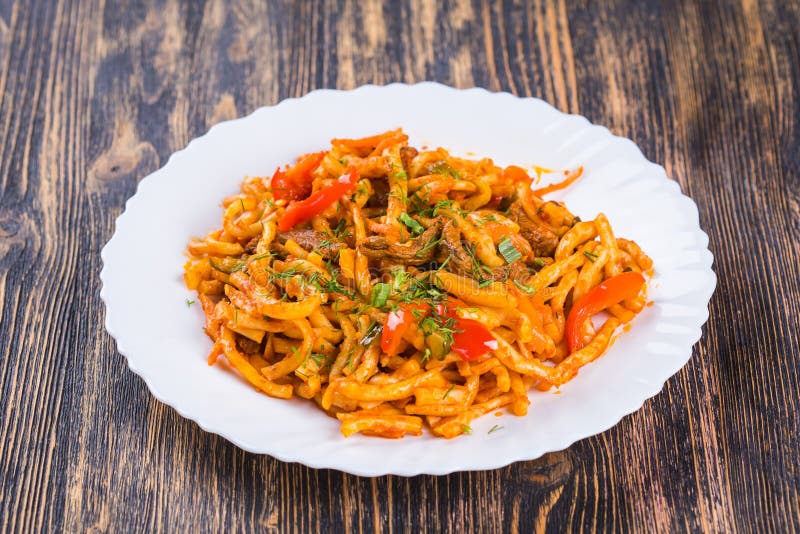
100;82;715;476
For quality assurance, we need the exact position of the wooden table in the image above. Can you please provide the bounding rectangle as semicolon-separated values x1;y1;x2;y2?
1;0;798;531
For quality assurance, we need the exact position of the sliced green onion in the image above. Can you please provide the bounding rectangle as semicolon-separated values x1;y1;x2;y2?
370;283;392;308
513;279;536;295
399;212;424;236
498;237;522;264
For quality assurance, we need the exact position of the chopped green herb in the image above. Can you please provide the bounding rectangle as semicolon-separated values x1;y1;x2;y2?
370;283;392;308
185;299;195;307
390;165;408;180
392;269;412;290
429;161;461;180
415;237;442;258
239;199;246;213
399;212;424;236
461;424;473;435
360;321;382;346
433;199;457;216
534;258;545;267
513;279;536;295
420;348;431;365
332;219;348;238
488;424;504;434
420;314;460;358
209;257;247;274
478;279;493;288
345;346;357;370
498;237;522;264
233;308;239;327
583;251;599;262
310;353;327;368
442;385;455;400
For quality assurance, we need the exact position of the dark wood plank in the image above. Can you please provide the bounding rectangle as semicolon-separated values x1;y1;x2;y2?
0;0;798;532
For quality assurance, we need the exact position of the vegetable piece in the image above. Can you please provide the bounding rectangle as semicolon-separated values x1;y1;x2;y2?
380;303;426;357
425;330;452;361
498;237;522;264
271;151;326;201
370;283;392;308
501;165;532;185
450;317;498;361
278;167;360;231
532;166;584;197
359;321;383;346
565;271;646;352
399;212;424;236
434;299;497;361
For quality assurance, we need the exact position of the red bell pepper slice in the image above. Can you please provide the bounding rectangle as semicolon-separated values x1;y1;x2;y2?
271;151;326;201
380;303;427;357
502;165;532;185
565;271;646;352
450;317;498;361
277;167;359;232
532;166;584;197
381;298;496;361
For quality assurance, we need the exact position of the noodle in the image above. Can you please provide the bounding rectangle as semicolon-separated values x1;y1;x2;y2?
184;129;651;438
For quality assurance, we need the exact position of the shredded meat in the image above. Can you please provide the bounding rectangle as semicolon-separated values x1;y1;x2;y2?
276;229;344;259
438;220;473;276
437;220;532;283
236;335;262;355
367;179;390;208
400;147;418;171
507;202;560;257
361;219;443;265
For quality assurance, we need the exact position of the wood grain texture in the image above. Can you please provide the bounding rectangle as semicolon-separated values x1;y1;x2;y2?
0;0;798;531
